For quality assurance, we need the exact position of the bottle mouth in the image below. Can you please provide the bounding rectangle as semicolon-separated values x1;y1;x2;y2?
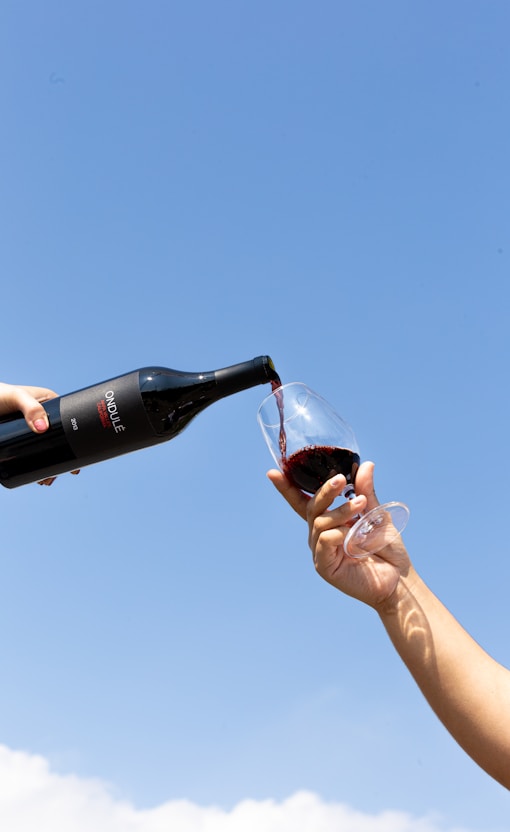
261;355;281;385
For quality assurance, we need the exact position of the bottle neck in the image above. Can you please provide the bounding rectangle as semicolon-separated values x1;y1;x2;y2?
214;355;279;396
139;356;279;436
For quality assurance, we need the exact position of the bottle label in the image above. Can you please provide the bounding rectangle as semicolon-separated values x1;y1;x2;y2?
60;371;156;460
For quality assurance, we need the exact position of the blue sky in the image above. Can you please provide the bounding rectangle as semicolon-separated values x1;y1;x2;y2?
1;2;510;829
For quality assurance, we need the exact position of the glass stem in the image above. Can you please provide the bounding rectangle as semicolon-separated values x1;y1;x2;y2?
342;484;364;519
342;484;356;501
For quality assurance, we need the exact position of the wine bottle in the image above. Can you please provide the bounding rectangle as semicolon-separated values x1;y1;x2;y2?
0;356;280;488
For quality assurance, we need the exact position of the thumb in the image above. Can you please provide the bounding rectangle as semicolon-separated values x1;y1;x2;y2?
354;460;380;511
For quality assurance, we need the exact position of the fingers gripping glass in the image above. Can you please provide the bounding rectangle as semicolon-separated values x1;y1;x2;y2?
257;382;409;558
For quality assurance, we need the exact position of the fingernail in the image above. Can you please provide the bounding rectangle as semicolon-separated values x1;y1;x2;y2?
352;495;365;508
329;475;345;488
33;418;48;432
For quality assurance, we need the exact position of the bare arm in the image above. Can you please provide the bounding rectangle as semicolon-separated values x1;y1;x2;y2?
379;567;510;788
268;462;510;788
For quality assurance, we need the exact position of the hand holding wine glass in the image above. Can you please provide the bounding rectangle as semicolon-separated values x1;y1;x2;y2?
258;382;409;558
267;460;412;611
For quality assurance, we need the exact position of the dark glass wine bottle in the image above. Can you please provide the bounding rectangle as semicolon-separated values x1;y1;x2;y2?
0;356;280;488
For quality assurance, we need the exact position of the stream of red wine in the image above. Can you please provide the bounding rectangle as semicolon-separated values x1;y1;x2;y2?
270;378;286;458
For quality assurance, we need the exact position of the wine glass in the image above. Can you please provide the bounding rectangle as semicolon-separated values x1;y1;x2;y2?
257;382;409;558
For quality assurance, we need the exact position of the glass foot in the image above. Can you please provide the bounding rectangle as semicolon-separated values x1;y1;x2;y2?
343;502;410;559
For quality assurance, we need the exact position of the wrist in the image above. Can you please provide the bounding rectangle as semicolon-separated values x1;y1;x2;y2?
374;564;424;619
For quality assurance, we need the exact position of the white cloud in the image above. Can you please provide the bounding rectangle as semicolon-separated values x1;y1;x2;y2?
0;744;471;832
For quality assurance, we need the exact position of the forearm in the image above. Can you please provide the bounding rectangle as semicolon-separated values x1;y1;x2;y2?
378;568;510;788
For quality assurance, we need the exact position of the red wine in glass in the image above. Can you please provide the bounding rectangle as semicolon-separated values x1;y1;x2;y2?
282;445;360;494
258;382;409;558
268;381;358;492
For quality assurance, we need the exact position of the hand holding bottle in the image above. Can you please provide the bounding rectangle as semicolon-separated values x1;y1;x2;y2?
0;382;80;486
0;383;56;433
